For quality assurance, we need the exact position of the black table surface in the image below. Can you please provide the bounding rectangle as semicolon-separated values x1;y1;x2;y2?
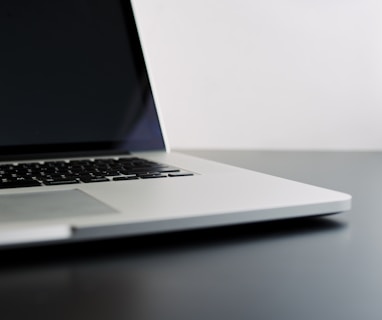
1;150;380;320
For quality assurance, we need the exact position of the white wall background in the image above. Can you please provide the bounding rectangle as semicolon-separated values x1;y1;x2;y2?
132;0;382;150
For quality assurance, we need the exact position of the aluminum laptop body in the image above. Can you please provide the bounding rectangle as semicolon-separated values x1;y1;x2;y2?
0;0;351;248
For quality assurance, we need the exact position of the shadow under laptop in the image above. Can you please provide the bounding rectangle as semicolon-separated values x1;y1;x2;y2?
0;215;347;267
0;216;348;320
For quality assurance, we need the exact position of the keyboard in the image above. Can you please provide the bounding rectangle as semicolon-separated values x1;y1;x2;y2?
0;157;194;189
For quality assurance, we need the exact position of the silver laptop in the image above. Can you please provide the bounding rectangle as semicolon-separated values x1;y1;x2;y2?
0;0;351;248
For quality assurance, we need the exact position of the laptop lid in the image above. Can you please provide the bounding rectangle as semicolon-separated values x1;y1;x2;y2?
0;0;165;160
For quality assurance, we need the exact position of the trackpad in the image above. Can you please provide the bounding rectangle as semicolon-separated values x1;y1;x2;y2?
0;189;118;223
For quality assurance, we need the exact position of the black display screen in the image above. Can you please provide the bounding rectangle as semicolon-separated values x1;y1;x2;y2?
0;0;165;159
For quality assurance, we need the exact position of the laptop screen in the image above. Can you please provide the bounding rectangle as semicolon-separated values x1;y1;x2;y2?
0;0;165;159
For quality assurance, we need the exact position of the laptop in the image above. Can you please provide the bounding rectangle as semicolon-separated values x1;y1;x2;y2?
0;0;351;248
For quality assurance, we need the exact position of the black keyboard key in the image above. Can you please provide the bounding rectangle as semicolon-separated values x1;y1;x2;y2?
0;179;41;189
139;174;167;179
80;176;109;183
113;176;139;181
43;178;80;186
